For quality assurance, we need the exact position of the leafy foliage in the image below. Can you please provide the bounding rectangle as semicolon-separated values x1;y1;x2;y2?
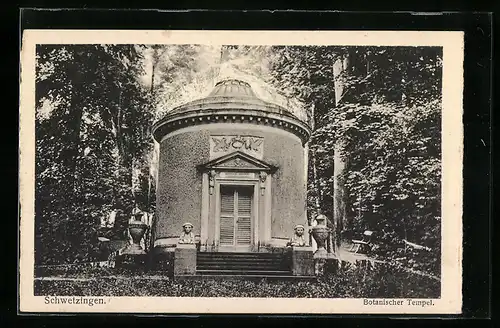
35;45;153;264
267;45;442;276
34;263;439;298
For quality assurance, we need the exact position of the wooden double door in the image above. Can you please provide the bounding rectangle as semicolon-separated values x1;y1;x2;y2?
219;185;253;250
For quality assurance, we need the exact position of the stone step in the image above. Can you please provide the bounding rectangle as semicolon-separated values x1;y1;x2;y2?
196;269;292;276
197;258;288;263
197;265;289;271
198;253;286;258
175;274;317;281
196;263;288;269
197;260;287;266
198;257;289;262
197;261;288;267
197;258;289;264
195;252;293;275
197;253;287;259
197;258;291;267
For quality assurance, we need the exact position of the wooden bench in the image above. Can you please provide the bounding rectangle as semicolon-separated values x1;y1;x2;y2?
349;230;373;254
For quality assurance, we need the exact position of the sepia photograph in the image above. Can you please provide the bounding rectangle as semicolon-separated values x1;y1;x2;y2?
19;30;463;314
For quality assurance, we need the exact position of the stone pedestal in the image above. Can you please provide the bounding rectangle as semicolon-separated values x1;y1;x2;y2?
291;246;314;276
174;244;197;276
151;246;175;275
116;253;147;270
313;252;329;276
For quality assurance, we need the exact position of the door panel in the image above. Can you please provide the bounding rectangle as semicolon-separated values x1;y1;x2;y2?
236;216;251;245
220;188;235;214
219;185;253;248
236;189;252;245
220;215;235;246
220;187;235;246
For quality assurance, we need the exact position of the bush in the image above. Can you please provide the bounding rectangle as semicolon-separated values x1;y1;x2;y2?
34;263;439;298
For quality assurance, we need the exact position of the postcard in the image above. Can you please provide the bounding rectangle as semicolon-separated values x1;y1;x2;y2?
19;29;463;314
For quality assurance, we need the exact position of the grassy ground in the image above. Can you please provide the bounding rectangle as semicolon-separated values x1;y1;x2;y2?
34;265;440;298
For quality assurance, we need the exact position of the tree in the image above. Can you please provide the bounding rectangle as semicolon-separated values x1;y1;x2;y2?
267;46;337;222
35;45;153;264
267;45;442;276
149;45;220;119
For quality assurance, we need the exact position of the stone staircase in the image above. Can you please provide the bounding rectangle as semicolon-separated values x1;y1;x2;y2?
196;252;293;276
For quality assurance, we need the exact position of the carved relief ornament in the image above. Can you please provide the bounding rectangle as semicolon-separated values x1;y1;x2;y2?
210;135;264;160
209;170;216;195
259;171;267;195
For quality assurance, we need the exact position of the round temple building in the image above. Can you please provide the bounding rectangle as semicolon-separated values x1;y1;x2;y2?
151;79;311;255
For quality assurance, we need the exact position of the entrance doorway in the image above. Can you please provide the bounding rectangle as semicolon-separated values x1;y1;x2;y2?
219;185;253;250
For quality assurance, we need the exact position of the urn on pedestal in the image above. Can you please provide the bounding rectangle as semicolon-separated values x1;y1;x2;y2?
123;212;148;255
311;214;330;257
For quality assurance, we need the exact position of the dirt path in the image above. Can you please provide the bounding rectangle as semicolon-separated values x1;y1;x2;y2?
336;245;440;282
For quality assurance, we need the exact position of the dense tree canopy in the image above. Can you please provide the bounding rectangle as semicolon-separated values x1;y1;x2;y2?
35;45;153;263
267;45;442;275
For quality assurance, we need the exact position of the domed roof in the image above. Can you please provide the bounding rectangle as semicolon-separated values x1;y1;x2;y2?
168;79;298;119
209;79;257;98
152;78;311;144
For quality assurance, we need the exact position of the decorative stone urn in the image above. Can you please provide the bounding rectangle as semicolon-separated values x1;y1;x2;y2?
123;212;148;255
311;214;330;257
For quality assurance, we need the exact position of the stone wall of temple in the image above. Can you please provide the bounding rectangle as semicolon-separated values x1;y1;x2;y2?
155;129;208;241
154;122;307;244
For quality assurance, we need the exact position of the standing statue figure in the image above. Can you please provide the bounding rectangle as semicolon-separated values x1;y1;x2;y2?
178;222;195;244
287;224;307;247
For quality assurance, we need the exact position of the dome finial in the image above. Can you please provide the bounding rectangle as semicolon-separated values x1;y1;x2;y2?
209;79;256;98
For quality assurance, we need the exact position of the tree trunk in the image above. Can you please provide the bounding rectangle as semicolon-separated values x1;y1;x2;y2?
147;156;152;212
113;86;135;238
332;142;346;253
150;62;156;95
309;103;322;214
331;52;351;253
333;56;345;105
69;51;86;196
311;149;322;212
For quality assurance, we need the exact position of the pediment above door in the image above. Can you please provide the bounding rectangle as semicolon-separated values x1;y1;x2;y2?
199;151;277;173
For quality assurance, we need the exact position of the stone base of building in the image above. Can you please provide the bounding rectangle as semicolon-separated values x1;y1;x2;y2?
198;245;292;253
150;240;318;277
291;246;314;276
155;237;309;254
174;244;197;276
